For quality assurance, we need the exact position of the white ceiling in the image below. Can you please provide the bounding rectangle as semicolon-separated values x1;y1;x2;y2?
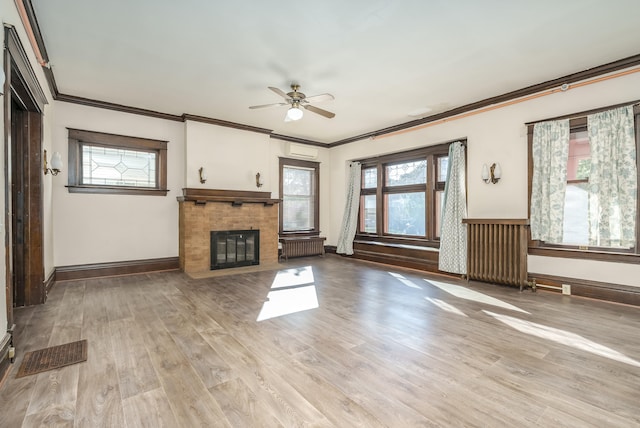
31;0;640;144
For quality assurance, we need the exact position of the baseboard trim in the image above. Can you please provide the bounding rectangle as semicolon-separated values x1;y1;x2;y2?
530;273;640;306
44;269;56;296
0;330;14;389
324;245;337;254
56;257;180;281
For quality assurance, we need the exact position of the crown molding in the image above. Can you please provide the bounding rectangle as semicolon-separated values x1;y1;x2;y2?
182;113;272;134
269;133;327;147
16;1;640;148
328;53;640;147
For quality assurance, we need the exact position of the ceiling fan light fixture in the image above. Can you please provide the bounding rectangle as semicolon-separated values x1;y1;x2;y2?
286;106;304;121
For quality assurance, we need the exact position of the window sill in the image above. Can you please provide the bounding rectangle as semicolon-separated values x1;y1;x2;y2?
354;234;439;249
66;185;169;196
529;246;640;264
354;238;439;252
279;231;320;238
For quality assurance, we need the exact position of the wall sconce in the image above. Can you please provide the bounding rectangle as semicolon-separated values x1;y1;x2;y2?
43;149;63;175
198;167;207;184
255;172;264;188
482;163;501;184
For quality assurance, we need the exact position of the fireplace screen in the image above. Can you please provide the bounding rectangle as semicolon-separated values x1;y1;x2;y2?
210;230;260;270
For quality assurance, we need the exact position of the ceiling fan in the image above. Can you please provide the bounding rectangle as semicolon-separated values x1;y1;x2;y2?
249;84;335;121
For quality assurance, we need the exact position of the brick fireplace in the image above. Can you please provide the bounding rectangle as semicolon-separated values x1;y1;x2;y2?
178;188;280;274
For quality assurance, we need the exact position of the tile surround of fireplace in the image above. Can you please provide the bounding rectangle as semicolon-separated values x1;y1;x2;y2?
178;188;279;274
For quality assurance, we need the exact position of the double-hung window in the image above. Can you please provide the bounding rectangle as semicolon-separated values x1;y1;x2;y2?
67;129;168;196
528;103;640;259
357;143;451;246
279;158;320;236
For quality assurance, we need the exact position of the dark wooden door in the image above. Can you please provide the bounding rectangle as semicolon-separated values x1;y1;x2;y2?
9;102;44;308
10;100;26;307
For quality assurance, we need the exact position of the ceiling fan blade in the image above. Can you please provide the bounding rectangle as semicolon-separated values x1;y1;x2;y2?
303;104;335;119
304;93;334;103
249;102;288;109
268;86;292;100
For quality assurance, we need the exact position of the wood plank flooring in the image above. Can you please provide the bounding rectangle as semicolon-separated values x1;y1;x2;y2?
1;254;639;427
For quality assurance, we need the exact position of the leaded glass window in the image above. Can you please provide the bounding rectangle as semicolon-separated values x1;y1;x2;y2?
67;128;168;196
385;160;427;186
82;145;157;187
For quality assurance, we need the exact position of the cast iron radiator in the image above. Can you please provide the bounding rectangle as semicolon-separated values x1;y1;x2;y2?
279;236;326;260
462;219;535;291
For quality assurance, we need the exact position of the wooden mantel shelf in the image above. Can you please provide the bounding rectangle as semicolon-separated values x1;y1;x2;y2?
177;188;280;206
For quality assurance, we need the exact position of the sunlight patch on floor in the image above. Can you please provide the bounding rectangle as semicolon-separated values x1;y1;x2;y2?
484;310;640;368
388;272;423;289
424;280;529;314
257;266;319;321
425;297;467;317
270;266;315;289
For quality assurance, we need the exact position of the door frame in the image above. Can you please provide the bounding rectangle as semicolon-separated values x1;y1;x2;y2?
3;24;48;324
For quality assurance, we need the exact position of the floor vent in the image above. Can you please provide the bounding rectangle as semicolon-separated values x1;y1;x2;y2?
16;340;88;378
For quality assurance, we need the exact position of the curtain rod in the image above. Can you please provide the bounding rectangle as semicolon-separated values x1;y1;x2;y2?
351;137;467;164
14;0;49;67
525;100;640;125
373;66;640;140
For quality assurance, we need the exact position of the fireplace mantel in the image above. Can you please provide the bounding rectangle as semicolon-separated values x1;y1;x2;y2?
177;188;280;206
178;188;279;273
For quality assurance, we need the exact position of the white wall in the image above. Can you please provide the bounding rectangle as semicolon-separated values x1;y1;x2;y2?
49;108;333;268
185;121;272;190
51;103;185;266
329;70;640;288
183;120;332;237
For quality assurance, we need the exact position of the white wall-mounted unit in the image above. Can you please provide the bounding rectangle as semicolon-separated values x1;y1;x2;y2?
287;142;319;160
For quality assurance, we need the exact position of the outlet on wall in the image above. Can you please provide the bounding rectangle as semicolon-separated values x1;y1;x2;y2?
562;284;571;295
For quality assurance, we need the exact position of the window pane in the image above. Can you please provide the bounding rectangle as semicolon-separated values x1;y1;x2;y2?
283;197;313;230
567;129;590;180
385;160;427;186
561;129;591;245
82;145;156;187
283;166;314;231
362;168;377;189
384;192;425;236
437;156;449;182
562;183;589;245
360;194;376;233
283;167;313;195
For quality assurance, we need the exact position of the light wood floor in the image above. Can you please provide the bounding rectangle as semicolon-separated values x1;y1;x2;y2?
1;255;639;427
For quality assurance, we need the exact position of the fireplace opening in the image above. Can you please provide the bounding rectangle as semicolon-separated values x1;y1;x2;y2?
210;230;260;270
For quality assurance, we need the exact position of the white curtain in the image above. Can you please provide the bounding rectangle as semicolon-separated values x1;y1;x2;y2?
337;162;362;255
587;105;637;248
439;141;467;274
530;120;570;243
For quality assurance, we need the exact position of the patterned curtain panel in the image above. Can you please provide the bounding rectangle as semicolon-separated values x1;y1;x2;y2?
438;142;467;274
337;162;362;255
530;120;570;243
587;105;637;248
